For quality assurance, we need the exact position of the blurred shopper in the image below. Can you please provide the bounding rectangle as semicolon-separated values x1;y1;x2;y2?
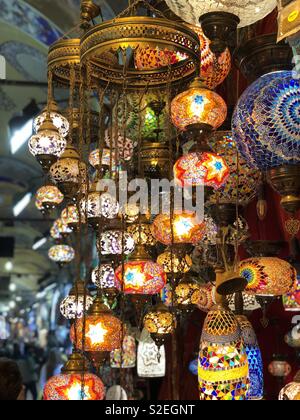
0;358;25;400
14;344;38;400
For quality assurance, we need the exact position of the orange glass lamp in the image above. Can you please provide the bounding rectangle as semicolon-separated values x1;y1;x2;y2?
240;257;297;296
70;295;122;369
151;211;206;246
35;185;64;213
143;303;176;348
157;248;193;279
43;351;105;401
127;220;156;247
174;277;201;313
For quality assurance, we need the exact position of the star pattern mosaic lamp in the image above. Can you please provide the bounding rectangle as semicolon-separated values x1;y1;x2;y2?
43;352;104;401
198;305;249;400
239;257;297;297
237;315;264;400
98;229;135;256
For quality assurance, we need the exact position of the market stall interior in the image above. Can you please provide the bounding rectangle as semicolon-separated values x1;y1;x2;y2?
0;0;300;401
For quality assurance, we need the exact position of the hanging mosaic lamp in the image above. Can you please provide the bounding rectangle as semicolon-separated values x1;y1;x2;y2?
279;381;300;400
91;262;119;306
151;211;206;246
268;356;292;378
98;222;135;256
283;276;300;311
89;148;116;173
157;249;193;278
61;205;84;231
285;324;300;349
60;280;93;320
137;329;166;378
189;358;198;376
48;245;75;267
143;303;176;348
115;245;167;296
196;283;216;313
174;278;201;313
110;329;136;369
34;100;69;138
104;129;134;162
29;115;67;172
35;185;64;213
50;144;87;200
239;257;297;297
160;283;173;308
228;293;261;313
70;295;122;368
50;218;72;241
198;305;249;400
43;351;105;401
236;315;264;400
127;220;156;247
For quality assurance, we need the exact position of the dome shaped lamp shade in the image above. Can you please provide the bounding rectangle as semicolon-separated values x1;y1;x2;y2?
43;352;105;401
198;305;249;400
60;281;93;320
143;304;176;348
50;218;72;240
29;115;67;172
35;185;64;212
237;315;264;400
239;257;297;297
48;245;75;267
34;100;69;138
50;144;87;200
137;329;166;378
61;205;84;231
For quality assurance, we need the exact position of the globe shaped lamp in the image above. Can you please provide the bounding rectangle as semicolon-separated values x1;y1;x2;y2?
237;315;264;400
29;115;67;172
143;303;176;348
61;205;84;231
240;257;297;297
283;276;300;311
70;295;122;369
137;328;166;378
98;222;135;257
50;144;87;200
196;283;216;313
34;100;69;138
60;280;93;320
127;221;156;247
48;245;75;267
110;332;136;369
174;278;201;313
198;305;249;400
279;381;300;400
35;185;64;213
115;245;167;295
89;148;116;173
50;218;72;241
43;351;105;401
157;249;193;279
91;262;119;306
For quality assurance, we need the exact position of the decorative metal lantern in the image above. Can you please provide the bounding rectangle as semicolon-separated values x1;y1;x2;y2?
70;295;122;368
268;357;292;378
240;257;297;297
34;101;69;138
60;280;93;320
174;151;230;189
143;303;176;347
98;228;135;256
174;278;201;312
279;382;300;400
61;205;83;231
208;131;260;206
110;332;136;369
283;276;300;311
157;249;193;276
50;218;72;240
35;185;64;212
198;305;249;400
165;0;277;29
151;212;206;246
171;77;227;132
137;328;166;378
48;245;75;266
115;245;167;295
29;115;67;172
43;352;104;401
104;130;134;162
50;144;87;200
196;283;216;312
127;222;156;247
237;315;264;400
91;263;119;305
89;148;116;172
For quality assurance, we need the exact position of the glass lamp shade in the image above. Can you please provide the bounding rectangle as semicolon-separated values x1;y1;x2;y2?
196;283;216;312
29;121;67;161
232;71;300;170
165;0;277;28
106;385;128;400
237;315;264;400
35;198;44;212
98;230;135;256
171;81;227;131
175;279;201;309
228;292;261;312
92;264;116;289
137;329;166;378
143;305;176;343
34;108;69;138
151;212;206;245
134;44;188;70
127;223;156;246
60;281;93;320
268;359;292;378
279;382;300;400
89;148;116;171
239;257;297;297
283;276;300;311
61;205;83;230
157;250;192;275
50;218;72;240
110;334;136;369
80;191;119;224
115;260;167;295
198;305;249;400
105;130;134;162
48;245;75;265
285;325;300;348
35;185;64;211
208;131;260;206
174;151;230;189
123;204;140;224
43;373;104;400
160;283;173;307
189;358;198;376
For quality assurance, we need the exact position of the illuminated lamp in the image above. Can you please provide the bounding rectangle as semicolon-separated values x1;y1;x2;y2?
240;257;297;297
60;280;93;320
196;283;216;312
91;261;119;306
48;245;75;267
143;303;176;348
70;295;122;369
50;218;72;240
198;305;249;400
35;185;64;213
110;328;136;369
189;358;198;376
157;248;192;280
127;220;156;247
283;276;300;311
228;293;261;313
98;221;135;257
104;130;134;162
285;324;300;348
61;205;84;231
34;100;69;138
89;148;116;173
174;277;201;313
43;351;104;401
137;328;166;378
160;283;173;308
29;115;67;172
279;381;300;400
